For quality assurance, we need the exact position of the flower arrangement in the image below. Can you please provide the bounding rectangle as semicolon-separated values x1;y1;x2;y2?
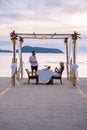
44;65;51;70
72;31;77;44
19;36;24;46
47;66;51;69
10;30;18;44
64;38;68;44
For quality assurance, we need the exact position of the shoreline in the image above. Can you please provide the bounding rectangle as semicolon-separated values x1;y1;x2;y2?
0;53;87;78
0;77;87;91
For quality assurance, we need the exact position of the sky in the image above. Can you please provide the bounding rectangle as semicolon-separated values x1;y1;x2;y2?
0;0;87;50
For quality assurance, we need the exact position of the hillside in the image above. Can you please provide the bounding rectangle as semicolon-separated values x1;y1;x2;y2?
17;46;63;53
0;49;12;53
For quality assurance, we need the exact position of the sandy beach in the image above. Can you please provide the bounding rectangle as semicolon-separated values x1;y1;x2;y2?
0;77;87;130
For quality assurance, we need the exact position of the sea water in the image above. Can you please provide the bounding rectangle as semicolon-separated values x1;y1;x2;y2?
0;52;87;77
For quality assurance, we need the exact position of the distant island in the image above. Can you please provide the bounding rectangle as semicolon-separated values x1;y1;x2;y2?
16;46;64;53
0;49;12;53
0;46;64;53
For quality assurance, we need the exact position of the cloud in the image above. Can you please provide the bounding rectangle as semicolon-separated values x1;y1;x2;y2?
0;0;87;42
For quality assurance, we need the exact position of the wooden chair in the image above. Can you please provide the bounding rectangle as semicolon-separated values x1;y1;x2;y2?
51;68;64;85
25;69;39;84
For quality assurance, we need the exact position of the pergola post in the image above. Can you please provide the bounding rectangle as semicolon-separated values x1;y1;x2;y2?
64;38;69;79
70;57;72;80
19;37;24;79
72;32;77;86
73;43;76;64
10;30;17;86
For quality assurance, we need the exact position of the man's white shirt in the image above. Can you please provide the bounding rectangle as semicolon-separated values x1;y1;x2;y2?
29;55;38;66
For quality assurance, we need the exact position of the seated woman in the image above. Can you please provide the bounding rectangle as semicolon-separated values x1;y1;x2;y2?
47;62;64;84
53;61;64;76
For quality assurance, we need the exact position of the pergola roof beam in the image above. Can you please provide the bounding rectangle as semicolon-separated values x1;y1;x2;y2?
17;32;80;40
17;33;80;36
22;37;69;39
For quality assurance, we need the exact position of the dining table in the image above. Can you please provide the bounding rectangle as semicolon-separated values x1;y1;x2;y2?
37;69;54;83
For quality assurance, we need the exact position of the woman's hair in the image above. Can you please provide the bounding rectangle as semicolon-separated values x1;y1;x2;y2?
59;62;64;66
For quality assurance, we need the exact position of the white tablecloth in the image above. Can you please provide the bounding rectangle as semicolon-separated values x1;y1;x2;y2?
37;69;54;83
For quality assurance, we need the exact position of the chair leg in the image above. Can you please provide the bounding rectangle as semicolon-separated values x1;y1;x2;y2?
36;76;39;84
60;79;62;84
51;77;53;84
28;78;30;84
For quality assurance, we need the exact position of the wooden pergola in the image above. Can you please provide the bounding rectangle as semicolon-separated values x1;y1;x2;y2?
10;31;80;86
